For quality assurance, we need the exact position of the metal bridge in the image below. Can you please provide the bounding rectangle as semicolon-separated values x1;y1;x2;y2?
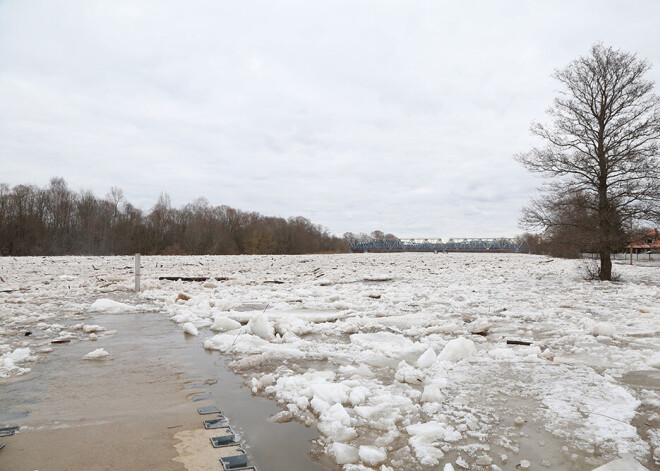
349;237;528;253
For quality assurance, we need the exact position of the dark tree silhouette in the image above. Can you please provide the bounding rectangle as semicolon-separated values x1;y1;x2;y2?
0;178;349;256
517;44;660;280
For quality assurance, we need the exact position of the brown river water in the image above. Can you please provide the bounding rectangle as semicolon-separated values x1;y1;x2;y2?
0;310;331;471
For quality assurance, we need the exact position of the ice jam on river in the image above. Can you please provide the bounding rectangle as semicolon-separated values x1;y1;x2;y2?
1;253;659;470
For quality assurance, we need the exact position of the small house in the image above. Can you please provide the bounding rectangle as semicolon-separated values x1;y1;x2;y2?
627;228;660;254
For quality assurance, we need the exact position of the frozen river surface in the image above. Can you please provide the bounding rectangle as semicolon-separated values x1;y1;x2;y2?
1;253;659;470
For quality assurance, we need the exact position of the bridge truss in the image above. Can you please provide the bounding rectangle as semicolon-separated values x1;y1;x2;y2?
349;237;527;253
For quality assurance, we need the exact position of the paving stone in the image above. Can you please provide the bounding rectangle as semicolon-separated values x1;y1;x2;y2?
197;405;221;415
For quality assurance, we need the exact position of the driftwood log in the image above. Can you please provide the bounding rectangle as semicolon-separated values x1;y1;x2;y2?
158;276;229;282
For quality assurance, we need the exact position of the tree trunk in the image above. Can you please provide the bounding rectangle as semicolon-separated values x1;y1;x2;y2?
599;251;612;281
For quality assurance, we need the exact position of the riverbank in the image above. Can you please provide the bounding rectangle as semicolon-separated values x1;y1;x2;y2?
0;310;326;471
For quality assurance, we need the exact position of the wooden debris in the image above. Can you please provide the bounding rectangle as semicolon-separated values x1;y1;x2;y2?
506;339;533;346
160;276;208;282
471;330;488;337
159;276;229;282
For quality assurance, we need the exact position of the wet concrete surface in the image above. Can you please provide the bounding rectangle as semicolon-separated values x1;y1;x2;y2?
0;311;330;471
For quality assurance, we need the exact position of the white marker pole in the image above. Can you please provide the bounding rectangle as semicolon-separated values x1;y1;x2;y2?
630;216;633;266
135;253;141;292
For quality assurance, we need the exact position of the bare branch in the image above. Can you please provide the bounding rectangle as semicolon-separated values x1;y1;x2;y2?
516;43;660;280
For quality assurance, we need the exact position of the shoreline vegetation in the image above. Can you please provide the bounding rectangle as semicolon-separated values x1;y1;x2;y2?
0;177;349;256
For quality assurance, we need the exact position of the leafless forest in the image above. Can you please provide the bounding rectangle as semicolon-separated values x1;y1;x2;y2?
0;177;349;256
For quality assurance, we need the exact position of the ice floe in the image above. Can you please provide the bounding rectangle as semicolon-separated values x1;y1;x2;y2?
1;253;659;469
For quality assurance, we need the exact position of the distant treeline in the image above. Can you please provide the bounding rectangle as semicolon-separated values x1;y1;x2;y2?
0;178;349;256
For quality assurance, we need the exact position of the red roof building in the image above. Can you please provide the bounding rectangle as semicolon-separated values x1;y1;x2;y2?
627;229;660;253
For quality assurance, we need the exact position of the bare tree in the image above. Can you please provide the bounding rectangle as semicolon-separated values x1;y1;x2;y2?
517;44;660;280
0;178;350;256
106;186;125;222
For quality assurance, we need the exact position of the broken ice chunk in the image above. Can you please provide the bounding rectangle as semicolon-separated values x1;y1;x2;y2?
84;348;110;360
438;338;476;362
416;348;437;368
358;445;386;465
182;322;199;336
592;455;649;470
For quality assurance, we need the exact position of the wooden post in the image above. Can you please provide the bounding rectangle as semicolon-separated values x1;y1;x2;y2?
135;253;141;292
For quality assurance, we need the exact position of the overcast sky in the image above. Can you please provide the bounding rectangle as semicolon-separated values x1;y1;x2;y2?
1;1;659;238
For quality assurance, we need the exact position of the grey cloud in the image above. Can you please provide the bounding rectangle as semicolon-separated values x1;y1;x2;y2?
1;0;659;238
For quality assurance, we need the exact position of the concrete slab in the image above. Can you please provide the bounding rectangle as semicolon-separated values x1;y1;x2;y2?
216;443;248;469
0;426;19;437
203;416;229;429
197;406;221;415
210;426;235;447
